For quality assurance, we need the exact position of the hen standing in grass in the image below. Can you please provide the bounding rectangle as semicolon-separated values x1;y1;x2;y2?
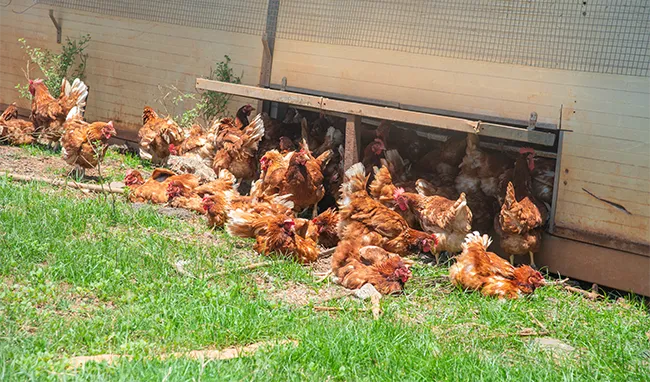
61;107;116;178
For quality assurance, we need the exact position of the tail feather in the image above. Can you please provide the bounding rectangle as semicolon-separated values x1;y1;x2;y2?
143;106;159;125
63;78;88;115
249;179;262;198
269;193;295;210
242;113;265;150
504;181;516;207
315;149;333;169
226;209;258;238
462;231;492;252
415;179;434;196
66;106;82;121
450;192;472;232
460;134;481;170
384;149;407;180
368;166;396;200
217;169;237;190
300;117;309;144
341;162;368;197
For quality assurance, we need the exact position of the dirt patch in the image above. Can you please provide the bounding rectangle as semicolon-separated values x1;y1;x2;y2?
255;273;344;306
311;253;333;275
0;146;150;182
0;146;65;177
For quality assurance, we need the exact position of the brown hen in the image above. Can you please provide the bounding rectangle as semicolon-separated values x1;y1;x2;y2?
29;78;88;147
332;240;414;295
0;103;35;145
138;106;184;165
338;163;436;257
449;232;545;299
61;107;116;177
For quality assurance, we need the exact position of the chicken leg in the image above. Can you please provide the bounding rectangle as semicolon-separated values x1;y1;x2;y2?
529;251;536;269
68;165;85;181
510;255;515;265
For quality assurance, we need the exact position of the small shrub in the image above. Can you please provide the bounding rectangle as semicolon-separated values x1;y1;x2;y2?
15;34;91;99
158;55;242;128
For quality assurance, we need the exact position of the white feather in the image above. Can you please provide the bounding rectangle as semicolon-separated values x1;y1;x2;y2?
462;231;493;251
65;106;81;121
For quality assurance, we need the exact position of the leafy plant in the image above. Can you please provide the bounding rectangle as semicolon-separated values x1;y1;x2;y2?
15;34;91;99
158;55;242;128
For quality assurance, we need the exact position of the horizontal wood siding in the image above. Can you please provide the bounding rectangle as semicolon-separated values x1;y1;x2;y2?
271;39;650;249
0;0;263;135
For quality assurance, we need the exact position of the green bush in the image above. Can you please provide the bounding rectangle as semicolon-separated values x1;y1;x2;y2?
15;34;91;99
158;55;242;128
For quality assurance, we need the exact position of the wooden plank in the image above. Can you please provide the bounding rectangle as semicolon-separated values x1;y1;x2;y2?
344;115;361;170
536;233;650;296
195;79;556;146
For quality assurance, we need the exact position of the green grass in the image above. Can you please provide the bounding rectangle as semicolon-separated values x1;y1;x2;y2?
104;150;152;172
20;144;60;158
0;179;648;381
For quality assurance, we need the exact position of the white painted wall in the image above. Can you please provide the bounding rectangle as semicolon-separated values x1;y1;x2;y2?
0;0;263;137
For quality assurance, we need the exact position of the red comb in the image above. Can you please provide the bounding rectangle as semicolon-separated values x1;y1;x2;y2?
519;147;535;155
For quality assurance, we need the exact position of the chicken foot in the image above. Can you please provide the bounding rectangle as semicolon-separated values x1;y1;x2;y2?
509;252;537;268
67;165;86;181
529;251;536;269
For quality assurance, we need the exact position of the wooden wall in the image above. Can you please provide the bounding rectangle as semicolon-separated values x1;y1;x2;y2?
0;0;263;138
1;1;648;252
271;40;650;251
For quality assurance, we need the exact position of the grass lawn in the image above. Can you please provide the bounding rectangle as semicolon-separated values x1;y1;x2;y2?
0;177;648;381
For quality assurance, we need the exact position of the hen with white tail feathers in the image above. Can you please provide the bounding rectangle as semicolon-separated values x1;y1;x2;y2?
29;77;89;147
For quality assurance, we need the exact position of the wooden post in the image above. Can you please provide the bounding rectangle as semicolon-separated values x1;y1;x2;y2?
257;0;280;112
344;115;361;170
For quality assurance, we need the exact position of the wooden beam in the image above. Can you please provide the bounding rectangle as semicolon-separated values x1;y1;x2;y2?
256;0;280;112
196;79;556;146
344;115;361;170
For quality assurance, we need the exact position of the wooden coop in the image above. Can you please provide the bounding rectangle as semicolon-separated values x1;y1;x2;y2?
1;1;648;294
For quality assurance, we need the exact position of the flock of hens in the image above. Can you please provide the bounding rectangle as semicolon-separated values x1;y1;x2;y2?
1;77;558;299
